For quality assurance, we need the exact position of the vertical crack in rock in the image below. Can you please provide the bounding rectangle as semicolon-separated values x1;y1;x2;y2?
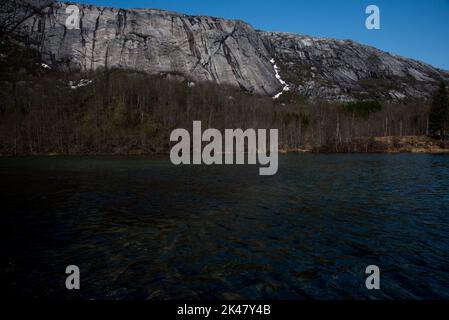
180;17;201;60
222;40;247;91
91;8;104;70
116;8;126;37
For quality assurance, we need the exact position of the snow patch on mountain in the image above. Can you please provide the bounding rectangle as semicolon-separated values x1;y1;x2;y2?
270;59;290;99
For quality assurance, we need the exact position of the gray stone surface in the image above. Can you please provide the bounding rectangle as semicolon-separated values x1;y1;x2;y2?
2;0;448;100
260;32;449;101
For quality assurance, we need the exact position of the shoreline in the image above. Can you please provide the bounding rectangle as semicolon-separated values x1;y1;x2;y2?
2;151;449;158
2;137;449;157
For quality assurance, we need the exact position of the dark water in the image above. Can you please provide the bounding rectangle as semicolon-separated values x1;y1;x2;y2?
2;154;449;300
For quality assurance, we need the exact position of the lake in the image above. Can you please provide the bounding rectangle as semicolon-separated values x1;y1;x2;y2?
2;154;449;299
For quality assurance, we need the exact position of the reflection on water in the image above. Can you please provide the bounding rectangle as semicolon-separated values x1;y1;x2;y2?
1;154;449;299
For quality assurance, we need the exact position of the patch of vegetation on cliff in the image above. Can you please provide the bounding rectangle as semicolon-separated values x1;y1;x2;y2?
0;36;43;80
276;62;313;85
356;78;398;97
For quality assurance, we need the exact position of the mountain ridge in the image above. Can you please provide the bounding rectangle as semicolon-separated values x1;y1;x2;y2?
260;30;448;73
1;0;448;101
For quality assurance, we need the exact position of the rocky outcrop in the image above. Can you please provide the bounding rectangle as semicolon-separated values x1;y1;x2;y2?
260;32;449;101
1;0;448;101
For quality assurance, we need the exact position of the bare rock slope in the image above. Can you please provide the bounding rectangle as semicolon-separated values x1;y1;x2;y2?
1;0;448;100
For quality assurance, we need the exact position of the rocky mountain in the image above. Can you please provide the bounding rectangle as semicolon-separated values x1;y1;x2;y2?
1;0;448;101
260;32;449;101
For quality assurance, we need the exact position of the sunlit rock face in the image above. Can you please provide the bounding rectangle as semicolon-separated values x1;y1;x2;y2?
2;0;448;101
259;32;449;101
2;1;281;95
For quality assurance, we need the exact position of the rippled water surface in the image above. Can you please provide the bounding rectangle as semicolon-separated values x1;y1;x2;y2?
2;154;449;299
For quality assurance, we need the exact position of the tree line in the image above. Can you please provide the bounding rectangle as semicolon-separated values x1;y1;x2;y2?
1;37;448;155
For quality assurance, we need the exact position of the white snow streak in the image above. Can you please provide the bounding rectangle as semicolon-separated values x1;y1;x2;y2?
270;58;290;99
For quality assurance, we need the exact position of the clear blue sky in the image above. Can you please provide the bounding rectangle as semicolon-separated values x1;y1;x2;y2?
66;0;449;70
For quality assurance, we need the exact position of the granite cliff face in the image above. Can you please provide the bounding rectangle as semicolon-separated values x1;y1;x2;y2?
259;32;448;101
1;0;448;101
1;0;281;95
